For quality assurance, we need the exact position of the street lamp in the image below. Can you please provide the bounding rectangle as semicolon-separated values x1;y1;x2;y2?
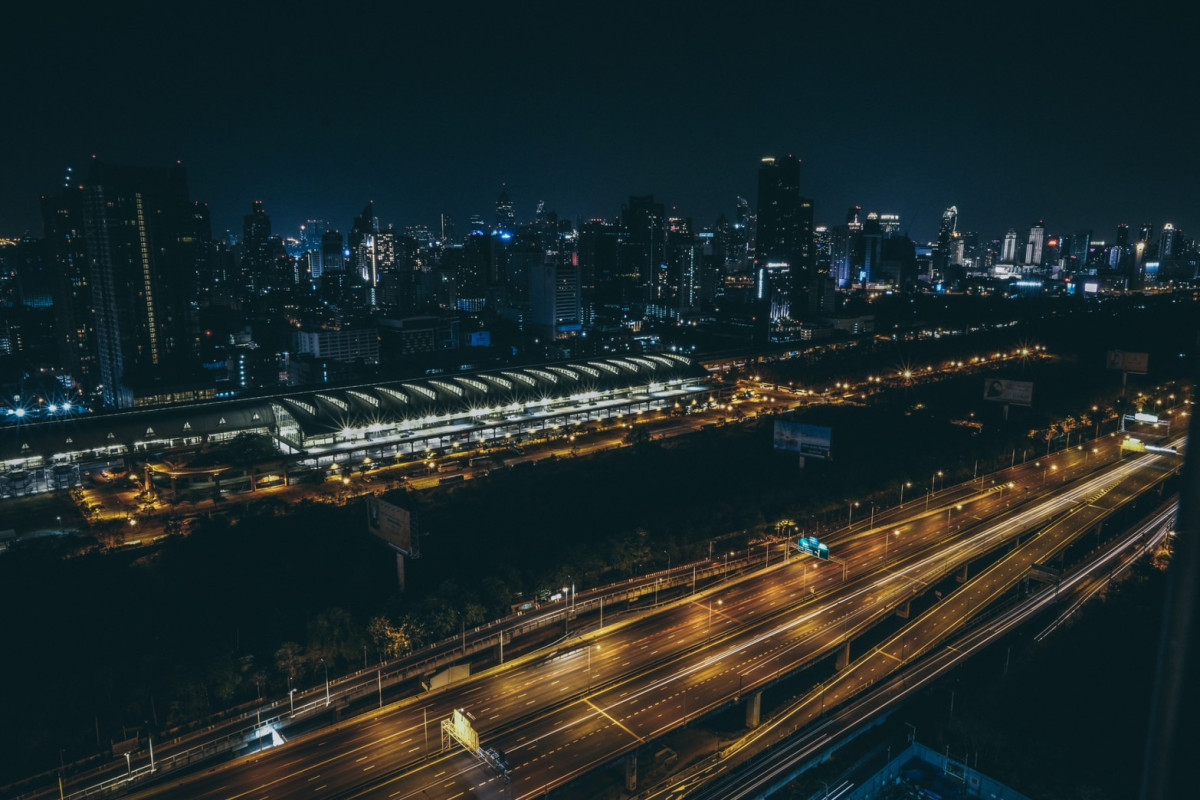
899;481;912;507
663;549;671;572
947;503;962;531
323;658;330;706
885;529;900;560
708;598;722;628
869;502;876;531
848;500;859;529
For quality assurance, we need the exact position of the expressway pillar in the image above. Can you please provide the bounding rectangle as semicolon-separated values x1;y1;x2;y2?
625;752;638;792
895;600;911;620
396;551;406;592
745;690;762;728
836;640;851;671
957;564;968;583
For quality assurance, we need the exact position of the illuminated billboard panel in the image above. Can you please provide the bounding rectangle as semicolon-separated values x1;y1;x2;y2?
774;421;833;460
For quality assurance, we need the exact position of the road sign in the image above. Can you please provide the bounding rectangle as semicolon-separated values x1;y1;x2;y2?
797;536;830;560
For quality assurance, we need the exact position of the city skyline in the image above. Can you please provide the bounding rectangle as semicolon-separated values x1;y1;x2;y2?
2;2;1194;242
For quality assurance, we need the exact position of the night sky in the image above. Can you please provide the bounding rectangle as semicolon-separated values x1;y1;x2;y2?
3;1;1194;244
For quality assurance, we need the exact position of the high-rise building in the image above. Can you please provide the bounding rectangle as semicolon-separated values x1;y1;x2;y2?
301;219;329;280
82;159;202;408
42;186;94;388
620;194;665;297
320;229;346;292
754;155;813;318
496;185;515;231
1024;222;1046;267
1069;230;1092;267
1000;228;1019;263
576;219;620;296
530;259;582;339
861;213;883;284
1159;223;1178;261
936;206;957;273
241;200;274;292
665;216;699;310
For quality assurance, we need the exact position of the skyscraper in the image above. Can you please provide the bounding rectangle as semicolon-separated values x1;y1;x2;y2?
1000;228;1019;263
241;200;274;292
1024;221;1046;267
496;185;515;231
754;155;813;318
42;185;94;388
1159;223;1178;261
936;206;957;273
83;159;200;408
530;259;582;339
620;194;665;298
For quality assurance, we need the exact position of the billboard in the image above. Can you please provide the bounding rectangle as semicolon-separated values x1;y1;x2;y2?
773;421;833;460
469;331;492;347
367;495;416;556
983;379;1034;406
1106;350;1149;374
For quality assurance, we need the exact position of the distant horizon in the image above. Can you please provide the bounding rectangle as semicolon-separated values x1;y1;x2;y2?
4;3;1194;248
6;152;1189;251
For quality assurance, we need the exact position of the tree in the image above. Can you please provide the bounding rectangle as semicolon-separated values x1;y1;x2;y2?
368;615;420;660
307;607;363;667
625;424;652;451
275;641;305;688
1061;416;1078;447
1043;423;1059;456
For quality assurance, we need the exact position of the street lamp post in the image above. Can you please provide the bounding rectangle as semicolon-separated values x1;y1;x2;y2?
869;502;876;530
289;687;295;716
947;504;962;531
848;500;859;529
323;659;330;706
708;598;722;628
886;529;900;561
663;549;671;572
900;481;912;507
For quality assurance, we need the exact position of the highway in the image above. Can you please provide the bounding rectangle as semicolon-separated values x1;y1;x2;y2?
118;437;1181;800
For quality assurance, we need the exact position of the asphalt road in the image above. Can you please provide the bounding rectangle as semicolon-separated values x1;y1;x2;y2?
124;439;1180;800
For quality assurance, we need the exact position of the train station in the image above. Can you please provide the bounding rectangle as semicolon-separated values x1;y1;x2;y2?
0;354;715;501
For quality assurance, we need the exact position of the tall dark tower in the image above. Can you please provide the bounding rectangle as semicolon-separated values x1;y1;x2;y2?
42;185;95;390
241;200;273;292
83;158;198;408
937;206;958;273
496;185;515;231
754;155;812;320
620;195;665;299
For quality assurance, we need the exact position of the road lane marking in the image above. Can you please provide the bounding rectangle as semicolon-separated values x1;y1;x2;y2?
585;698;646;743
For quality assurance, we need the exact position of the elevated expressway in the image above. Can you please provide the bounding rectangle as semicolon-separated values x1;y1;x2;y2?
123;441;1180;800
